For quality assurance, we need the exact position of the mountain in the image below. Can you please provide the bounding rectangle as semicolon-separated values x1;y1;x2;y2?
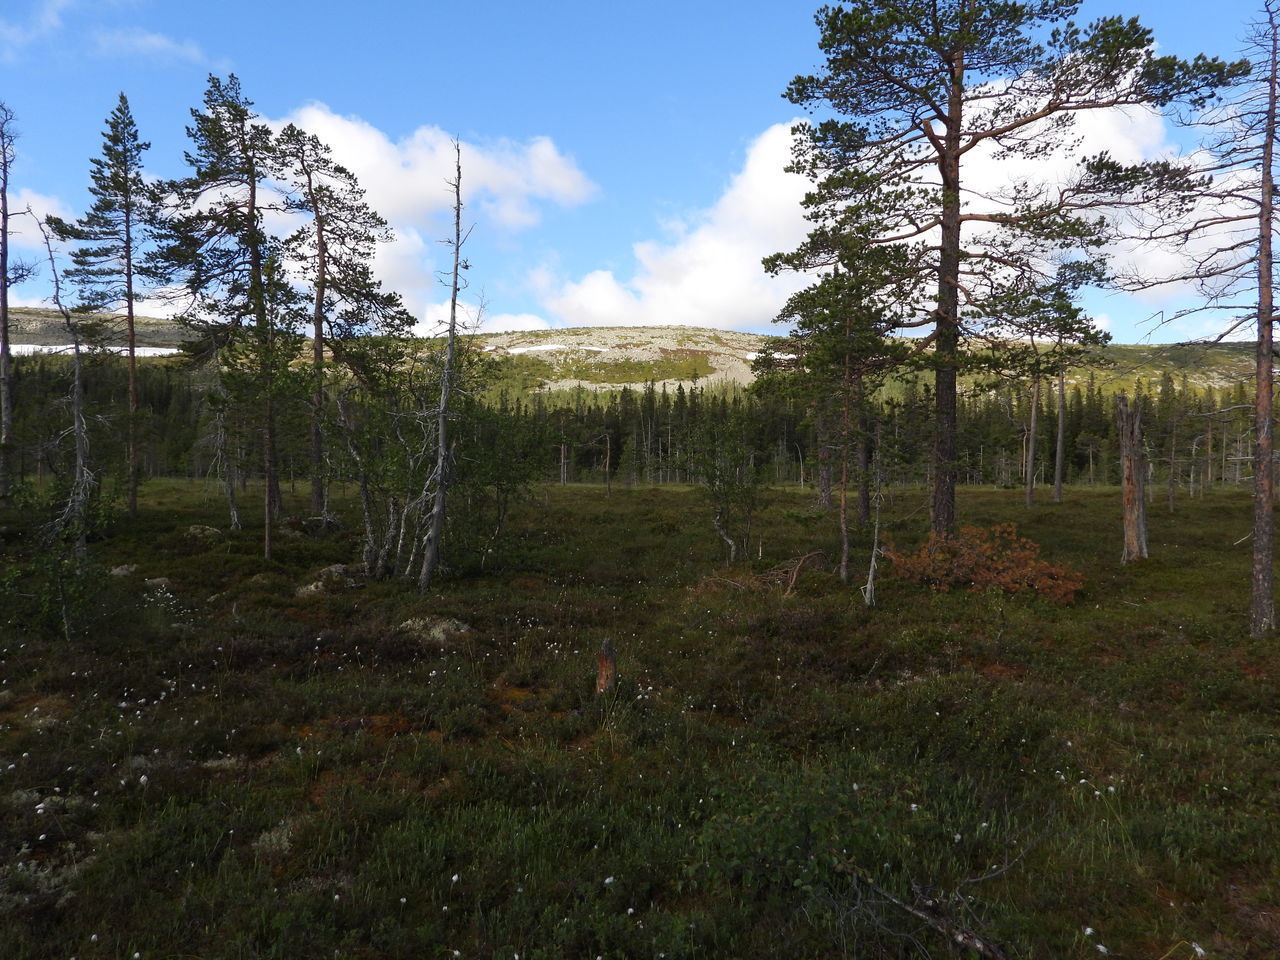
7;308;1255;394
6;306;193;351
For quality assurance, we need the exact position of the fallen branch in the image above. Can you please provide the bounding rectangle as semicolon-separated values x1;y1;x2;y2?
836;863;1009;960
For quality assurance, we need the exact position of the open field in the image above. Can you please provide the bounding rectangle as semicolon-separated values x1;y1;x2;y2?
1;482;1277;958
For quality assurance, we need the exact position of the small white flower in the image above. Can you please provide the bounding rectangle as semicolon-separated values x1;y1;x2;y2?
604;876;615;885
1083;927;1094;936
1095;945;1108;955
451;873;459;883
1192;944;1206;958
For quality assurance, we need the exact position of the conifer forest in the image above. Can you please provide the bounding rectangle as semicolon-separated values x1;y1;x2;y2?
1;2;1279;958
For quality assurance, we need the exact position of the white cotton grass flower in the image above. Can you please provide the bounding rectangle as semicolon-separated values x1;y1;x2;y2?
1192;945;1206;958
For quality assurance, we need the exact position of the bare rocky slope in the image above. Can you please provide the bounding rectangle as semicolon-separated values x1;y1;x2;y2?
7;308;1256;393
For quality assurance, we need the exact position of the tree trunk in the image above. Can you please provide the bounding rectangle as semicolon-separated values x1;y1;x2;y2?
419;143;464;590
0;135;11;508
123;210;139;517
1025;376;1040;509
816;408;833;509
1250;13;1278;637
932;86;963;536
1053;366;1066;502
1116;394;1148;564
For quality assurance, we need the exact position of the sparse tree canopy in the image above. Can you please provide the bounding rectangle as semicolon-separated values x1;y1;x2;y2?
48;92;153;515
779;0;1245;534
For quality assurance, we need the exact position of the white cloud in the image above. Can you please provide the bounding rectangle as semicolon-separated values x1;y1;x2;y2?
538;122;812;330
409;298;548;338
476;312;551;334
277;103;597;233
91;27;208;64
0;0;72;60
4;188;75;255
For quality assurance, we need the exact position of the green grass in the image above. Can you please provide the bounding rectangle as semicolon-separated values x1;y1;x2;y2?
1;480;1277;958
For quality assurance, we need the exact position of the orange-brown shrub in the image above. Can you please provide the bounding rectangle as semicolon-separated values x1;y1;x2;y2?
882;523;1084;605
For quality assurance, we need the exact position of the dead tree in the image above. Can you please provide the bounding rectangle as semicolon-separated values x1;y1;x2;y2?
35;214;95;562
1116;393;1148;565
0;102;17;507
419;141;469;590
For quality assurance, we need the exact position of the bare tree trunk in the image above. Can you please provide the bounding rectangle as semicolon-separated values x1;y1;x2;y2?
38;216;94;561
1116;394;1148;564
855;375;871;526
0;107;14;508
1025;376;1040;508
1053;366;1066;502
262;397;275;561
712;505;737;563
1250;8;1278;637
123;216;139;517
419;142;465;590
838;356;852;583
931;72;964;536
816;408;833;509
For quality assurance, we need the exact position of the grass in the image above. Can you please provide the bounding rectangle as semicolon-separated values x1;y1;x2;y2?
1;480;1277;958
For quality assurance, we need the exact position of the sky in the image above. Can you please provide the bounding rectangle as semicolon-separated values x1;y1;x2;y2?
0;0;1271;345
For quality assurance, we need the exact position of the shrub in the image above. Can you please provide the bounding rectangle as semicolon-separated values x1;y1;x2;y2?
883;523;1083;604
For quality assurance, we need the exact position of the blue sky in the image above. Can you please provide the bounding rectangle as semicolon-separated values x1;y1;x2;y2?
0;0;1270;344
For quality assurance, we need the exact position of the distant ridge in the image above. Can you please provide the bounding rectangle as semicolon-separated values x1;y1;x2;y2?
7;308;1254;393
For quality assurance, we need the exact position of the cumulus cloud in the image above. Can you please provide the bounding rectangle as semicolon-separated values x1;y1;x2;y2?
410;298;548;338
91;27;209;64
538;122;813;331
4;188;75;251
277;103;597;233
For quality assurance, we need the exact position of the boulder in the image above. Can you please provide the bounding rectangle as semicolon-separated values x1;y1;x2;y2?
399;616;473;648
109;564;138;577
184;524;222;544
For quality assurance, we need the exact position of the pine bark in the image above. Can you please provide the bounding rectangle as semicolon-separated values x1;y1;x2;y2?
932;54;963;536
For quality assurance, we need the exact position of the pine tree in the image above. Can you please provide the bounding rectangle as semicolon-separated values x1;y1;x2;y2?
781;0;1243;534
152;74;296;558
49;93;153;516
276;123;409;518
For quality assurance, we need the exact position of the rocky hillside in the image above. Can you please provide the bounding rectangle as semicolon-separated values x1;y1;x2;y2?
6;308;1256;393
7;306;193;349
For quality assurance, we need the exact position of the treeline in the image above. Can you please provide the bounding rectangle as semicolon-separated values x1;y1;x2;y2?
9;350;1257;502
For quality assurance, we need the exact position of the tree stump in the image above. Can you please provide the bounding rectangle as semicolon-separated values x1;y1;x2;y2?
596;641;616;694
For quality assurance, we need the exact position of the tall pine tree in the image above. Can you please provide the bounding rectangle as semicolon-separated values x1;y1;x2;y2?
277;123;410;518
781;0;1243;534
49;93;154;516
152;75;295;559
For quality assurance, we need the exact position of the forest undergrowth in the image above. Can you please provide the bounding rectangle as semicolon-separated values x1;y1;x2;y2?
0;481;1276;959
